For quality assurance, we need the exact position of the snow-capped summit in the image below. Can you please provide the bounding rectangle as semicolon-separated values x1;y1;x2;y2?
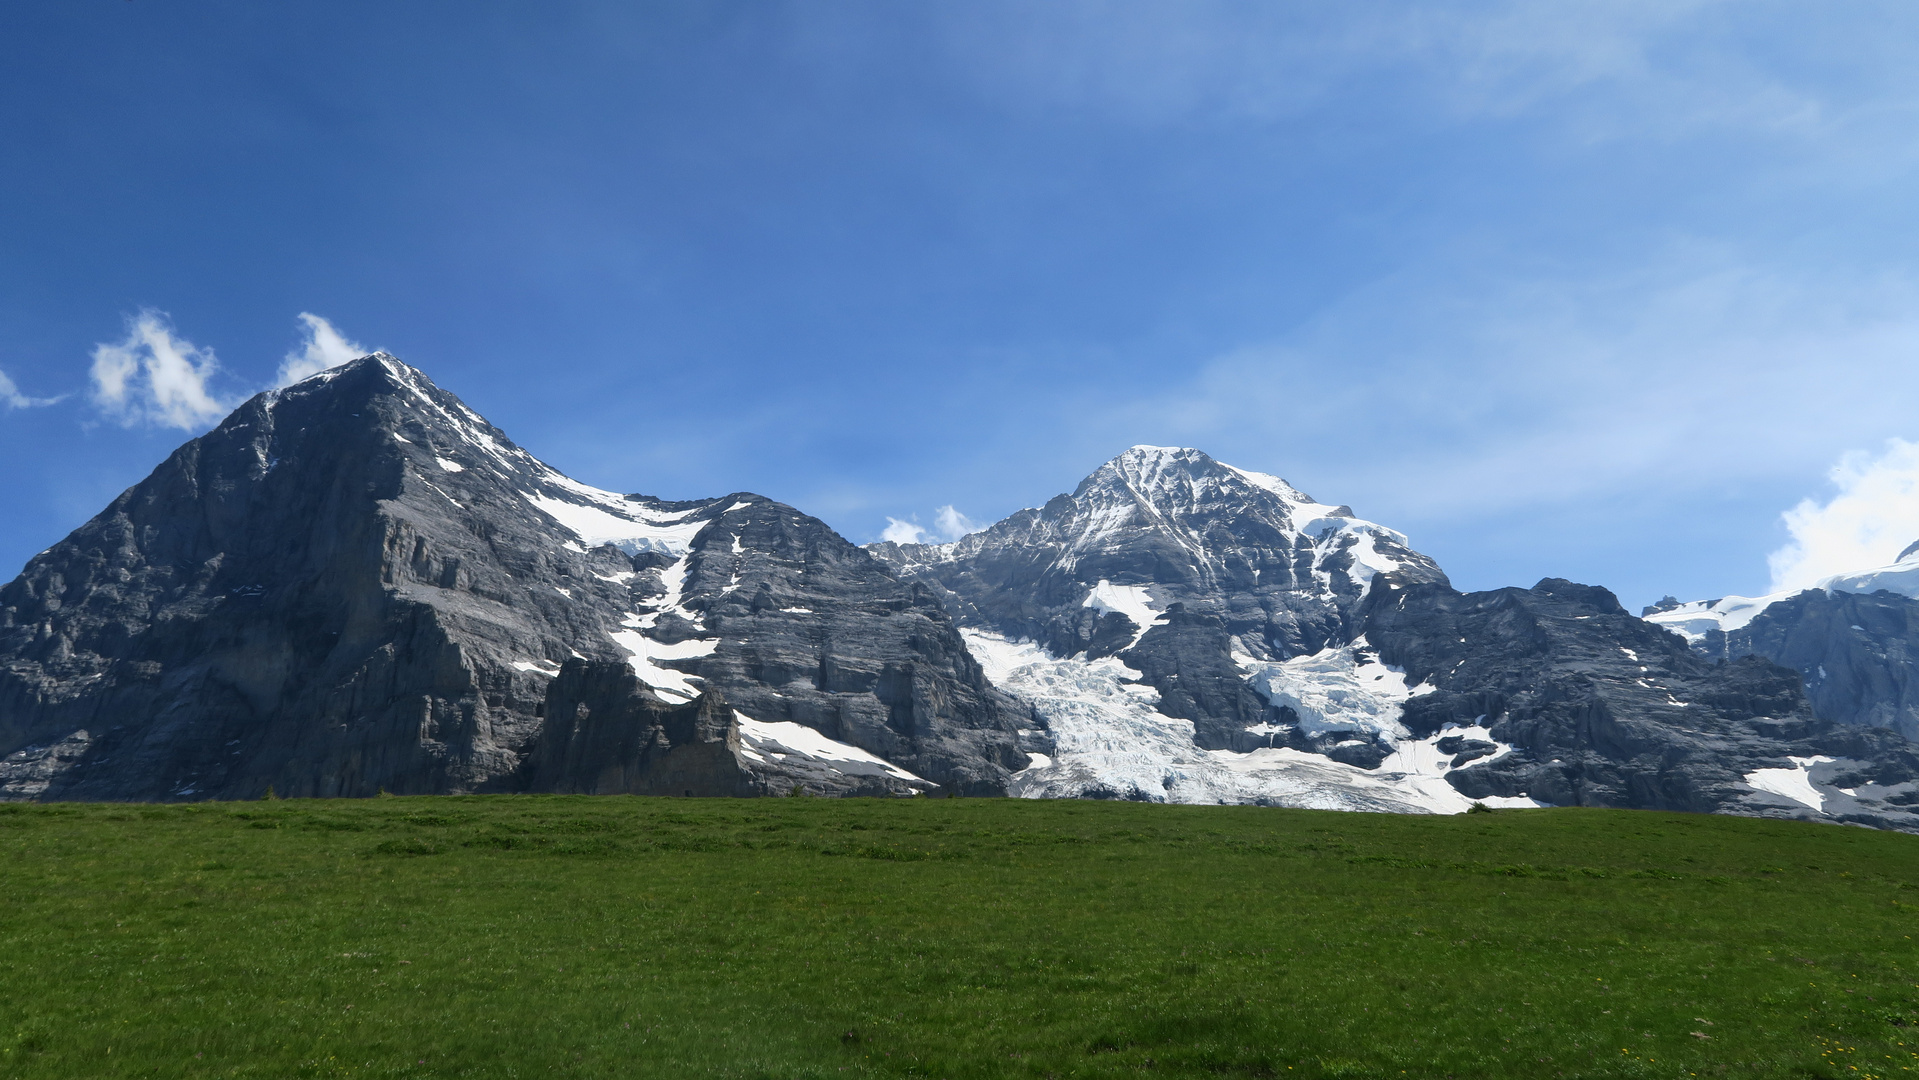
870;446;1491;809
873;445;1446;664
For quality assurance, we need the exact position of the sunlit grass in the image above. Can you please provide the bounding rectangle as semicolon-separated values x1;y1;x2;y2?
2;797;1917;1078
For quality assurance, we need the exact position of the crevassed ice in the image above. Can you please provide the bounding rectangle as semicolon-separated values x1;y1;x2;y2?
1082;580;1161;647
1236;637;1426;741
967;629;1538;814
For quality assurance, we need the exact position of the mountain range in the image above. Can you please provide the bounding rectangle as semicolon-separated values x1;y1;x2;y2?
6;355;1919;831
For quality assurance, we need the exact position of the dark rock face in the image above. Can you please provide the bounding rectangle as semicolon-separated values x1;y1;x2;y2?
1683;590;1919;742
661;498;1030;795
1119;608;1278;752
0;356;1025;801
1363;576;1919;829
526;661;753;797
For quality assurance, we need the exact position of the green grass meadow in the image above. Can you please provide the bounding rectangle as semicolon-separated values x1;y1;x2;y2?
3;797;1919;1079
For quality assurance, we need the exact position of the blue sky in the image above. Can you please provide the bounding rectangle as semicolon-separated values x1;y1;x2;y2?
5;1;1919;610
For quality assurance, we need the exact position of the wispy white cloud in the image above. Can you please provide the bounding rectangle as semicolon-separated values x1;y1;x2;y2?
0;369;61;410
933;0;1895;142
1768;439;1919;592
277;312;367;387
879;505;981;545
88;311;233;431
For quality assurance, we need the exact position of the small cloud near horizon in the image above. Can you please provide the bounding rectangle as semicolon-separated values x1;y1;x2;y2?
1770;438;1919;592
880;504;982;544
88;311;232;431
276;313;367;387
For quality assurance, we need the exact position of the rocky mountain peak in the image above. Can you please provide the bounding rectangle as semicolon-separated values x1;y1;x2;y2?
872;447;1448;672
1068;445;1336;551
0;354;1027;801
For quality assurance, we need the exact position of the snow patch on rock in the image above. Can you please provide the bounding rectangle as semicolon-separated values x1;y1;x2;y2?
735;714;928;787
523;492;713;556
1082;580;1161;647
1644;592;1794;644
1745;755;1837;812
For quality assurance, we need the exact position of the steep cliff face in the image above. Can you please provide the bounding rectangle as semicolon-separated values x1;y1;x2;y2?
0;356;1024;800
1713;590;1919;741
1644;547;1919;741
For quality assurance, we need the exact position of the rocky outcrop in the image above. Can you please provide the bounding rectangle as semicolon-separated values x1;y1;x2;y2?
0;356;1024;801
663;500;1029;795
525;662;754;797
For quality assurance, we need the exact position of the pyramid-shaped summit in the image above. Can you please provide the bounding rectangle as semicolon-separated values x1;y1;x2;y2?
872;444;1447;663
0;356;1027;800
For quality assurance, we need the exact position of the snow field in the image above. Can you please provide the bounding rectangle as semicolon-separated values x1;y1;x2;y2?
1744;755;1837;812
966;630;1539;813
734;714;929;788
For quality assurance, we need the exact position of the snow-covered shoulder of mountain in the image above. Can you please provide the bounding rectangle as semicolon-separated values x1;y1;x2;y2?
1643;591;1799;644
1643;542;1919;645
1817;547;1919;599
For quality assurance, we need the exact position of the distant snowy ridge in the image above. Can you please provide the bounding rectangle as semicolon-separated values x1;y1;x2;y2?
1644;541;1919;644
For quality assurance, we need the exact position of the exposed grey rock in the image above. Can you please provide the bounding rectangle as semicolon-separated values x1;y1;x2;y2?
526;661;756;797
1363;576;1919;830
0;356;1024;801
1690;589;1919;742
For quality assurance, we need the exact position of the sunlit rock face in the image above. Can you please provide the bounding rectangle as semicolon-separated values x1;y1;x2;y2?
0;356;1025;801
